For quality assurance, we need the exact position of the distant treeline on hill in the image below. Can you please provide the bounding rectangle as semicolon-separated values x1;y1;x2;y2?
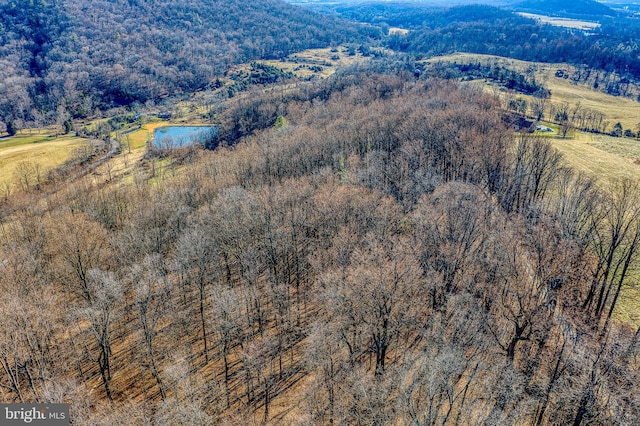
516;0;616;19
425;61;551;98
331;4;640;87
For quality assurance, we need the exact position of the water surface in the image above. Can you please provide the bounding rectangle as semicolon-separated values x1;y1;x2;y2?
153;126;216;149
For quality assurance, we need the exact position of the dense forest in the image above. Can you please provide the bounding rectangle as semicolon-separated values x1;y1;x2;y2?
0;0;376;130
1;68;640;425
323;4;640;86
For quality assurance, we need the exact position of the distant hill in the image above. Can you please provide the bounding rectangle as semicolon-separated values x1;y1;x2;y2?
515;0;615;17
0;0;373;128
298;0;616;19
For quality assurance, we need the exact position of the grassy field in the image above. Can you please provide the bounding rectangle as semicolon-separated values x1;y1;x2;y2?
122;121;171;151
545;76;640;131
0;130;86;188
516;12;600;31
259;46;375;79
551;132;640;183
425;53;640;171
617;281;640;325
552;132;640;325
93;120;211;186
538;131;640;326
427;53;640;130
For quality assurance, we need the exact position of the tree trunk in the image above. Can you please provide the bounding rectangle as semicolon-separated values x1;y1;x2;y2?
572;386;592;426
199;284;208;363
223;343;230;408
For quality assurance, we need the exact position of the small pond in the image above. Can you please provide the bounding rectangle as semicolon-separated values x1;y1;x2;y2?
153;126;217;149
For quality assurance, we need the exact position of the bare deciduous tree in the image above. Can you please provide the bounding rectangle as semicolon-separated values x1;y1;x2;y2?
583;179;640;328
73;268;123;401
174;220;220;364
131;254;172;400
322;234;423;375
210;284;242;408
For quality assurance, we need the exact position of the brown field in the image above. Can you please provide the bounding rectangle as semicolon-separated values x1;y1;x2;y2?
516;12;600;31
259;46;376;79
544;76;640;131
542;133;640;326
551;132;640;183
0;130;86;188
617;280;640;325
551;132;640;325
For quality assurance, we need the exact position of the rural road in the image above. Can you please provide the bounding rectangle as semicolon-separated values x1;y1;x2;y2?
62;137;120;186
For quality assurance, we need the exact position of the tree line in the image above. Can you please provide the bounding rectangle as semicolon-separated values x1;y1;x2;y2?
425;61;551;98
327;4;640;94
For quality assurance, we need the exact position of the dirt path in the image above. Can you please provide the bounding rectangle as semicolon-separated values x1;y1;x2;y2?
61;137;120;186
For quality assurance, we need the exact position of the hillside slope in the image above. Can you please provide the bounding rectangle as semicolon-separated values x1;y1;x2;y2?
0;0;374;129
1;69;640;425
515;0;615;17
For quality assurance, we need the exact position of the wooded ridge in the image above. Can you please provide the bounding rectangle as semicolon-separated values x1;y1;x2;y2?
2;1;640;424
1;69;639;424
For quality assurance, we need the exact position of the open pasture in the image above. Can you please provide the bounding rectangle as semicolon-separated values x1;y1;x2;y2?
544;73;640;131
551;132;640;183
516;12;600;31
0;130;86;188
122;121;171;151
427;53;640;130
259;46;374;79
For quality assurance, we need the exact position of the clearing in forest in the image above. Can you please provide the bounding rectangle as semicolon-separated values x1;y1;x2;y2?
551;132;640;183
0;130;86;189
259;46;376;79
516;12;600;31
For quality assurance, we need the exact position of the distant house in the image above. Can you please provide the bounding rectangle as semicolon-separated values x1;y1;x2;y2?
555;70;569;79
